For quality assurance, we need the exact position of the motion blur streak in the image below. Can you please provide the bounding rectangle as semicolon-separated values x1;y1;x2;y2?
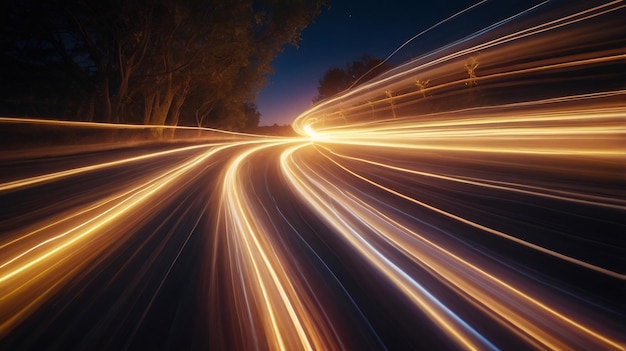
289;1;624;349
213;140;347;350
280;144;498;351
0;143;235;334
316;145;624;279
1;1;625;350
0;144;218;191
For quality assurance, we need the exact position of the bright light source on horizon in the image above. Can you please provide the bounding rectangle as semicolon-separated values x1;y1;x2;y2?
303;124;320;141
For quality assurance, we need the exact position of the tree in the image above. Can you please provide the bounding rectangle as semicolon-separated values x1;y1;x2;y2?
0;0;90;118
313;68;349;103
313;55;387;103
0;0;326;131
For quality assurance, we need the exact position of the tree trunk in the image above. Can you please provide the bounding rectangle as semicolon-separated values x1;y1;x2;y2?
102;78;112;122
166;73;191;138
144;94;154;125
147;74;176;139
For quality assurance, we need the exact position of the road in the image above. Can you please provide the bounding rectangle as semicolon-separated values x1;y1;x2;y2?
1;122;624;350
2;1;625;349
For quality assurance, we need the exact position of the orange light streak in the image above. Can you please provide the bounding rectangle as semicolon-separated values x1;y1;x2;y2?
1;1;624;349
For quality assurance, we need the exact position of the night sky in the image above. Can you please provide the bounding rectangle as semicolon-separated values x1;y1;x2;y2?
256;0;536;126
3;1;624;349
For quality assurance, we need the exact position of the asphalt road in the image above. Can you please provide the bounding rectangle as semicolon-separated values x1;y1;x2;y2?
1;136;624;350
2;3;625;348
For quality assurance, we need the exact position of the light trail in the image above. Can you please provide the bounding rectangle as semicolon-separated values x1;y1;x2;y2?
0;116;271;137
0;143;235;333
0;144;218;191
1;1;625;350
214;140;346;350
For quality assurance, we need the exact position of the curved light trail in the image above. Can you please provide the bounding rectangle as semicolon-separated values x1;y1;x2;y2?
1;1;624;350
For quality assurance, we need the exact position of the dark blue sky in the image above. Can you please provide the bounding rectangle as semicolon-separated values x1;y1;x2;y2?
255;0;490;126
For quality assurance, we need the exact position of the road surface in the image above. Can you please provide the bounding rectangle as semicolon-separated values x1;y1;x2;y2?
2;1;625;349
1;126;624;350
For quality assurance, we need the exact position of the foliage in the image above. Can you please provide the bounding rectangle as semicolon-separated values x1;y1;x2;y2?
0;0;325;130
313;55;388;103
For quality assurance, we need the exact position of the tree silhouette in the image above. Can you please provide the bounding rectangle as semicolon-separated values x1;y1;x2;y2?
313;55;387;103
0;0;326;131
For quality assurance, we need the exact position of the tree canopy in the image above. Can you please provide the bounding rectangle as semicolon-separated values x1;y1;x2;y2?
0;0;325;130
313;55;388;103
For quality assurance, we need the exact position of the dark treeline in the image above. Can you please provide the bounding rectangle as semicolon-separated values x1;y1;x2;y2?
313;55;389;103
0;0;324;131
